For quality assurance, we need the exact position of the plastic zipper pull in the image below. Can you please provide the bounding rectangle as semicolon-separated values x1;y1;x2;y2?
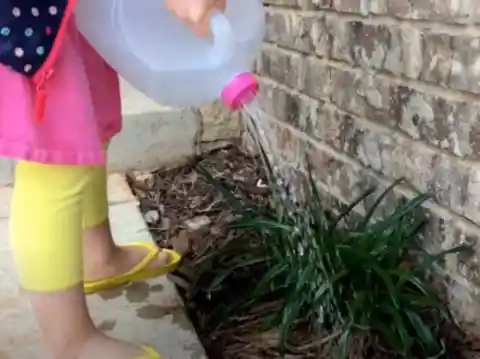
34;68;54;123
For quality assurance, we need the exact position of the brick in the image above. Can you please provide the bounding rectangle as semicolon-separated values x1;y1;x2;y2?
424;33;480;95
455;226;480;287
330;67;393;125
264;10;314;52
368;0;388;14
310;15;330;57
327;67;480;158
352;22;391;71
391;86;480;158
420;32;454;86
420;32;480;94
448;280;480;337
264;0;332;9
324;18;480;92
310;102;364;159
384;26;423;79
257;46;304;90
271;123;308;166
309;0;333;9
303;140;419;221
463;167;480;225
199;101;242;142
264;10;329;56
309;106;441;195
326;18;423;79
467;109;480;157
263;0;300;7
394;31;480;94
334;0;463;20
303;57;332;100
265;0;480;22
369;0;439;20
325;16;355;64
369;0;475;23
256;80;312;129
332;0;369;15
450;35;480;94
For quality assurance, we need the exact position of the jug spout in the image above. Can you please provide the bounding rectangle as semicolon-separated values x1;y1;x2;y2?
221;72;258;110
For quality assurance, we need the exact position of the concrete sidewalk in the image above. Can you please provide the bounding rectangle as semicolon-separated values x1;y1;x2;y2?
0;174;206;359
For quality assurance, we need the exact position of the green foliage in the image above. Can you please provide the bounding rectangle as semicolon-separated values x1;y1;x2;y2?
193;149;472;359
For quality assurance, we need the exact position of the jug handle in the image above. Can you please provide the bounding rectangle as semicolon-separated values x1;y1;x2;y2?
208;12;235;65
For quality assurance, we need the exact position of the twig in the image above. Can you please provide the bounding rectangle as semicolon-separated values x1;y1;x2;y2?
286;330;343;353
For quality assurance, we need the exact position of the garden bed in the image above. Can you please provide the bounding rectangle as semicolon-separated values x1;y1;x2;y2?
129;146;479;359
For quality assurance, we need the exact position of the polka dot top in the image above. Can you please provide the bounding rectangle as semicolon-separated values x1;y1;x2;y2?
0;0;68;78
0;0;76;122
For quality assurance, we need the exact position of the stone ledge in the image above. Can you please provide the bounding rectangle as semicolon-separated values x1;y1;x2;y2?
108;109;199;174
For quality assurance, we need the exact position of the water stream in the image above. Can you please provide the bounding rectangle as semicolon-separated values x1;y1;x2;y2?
242;98;280;168
242;95;302;195
241;96;313;256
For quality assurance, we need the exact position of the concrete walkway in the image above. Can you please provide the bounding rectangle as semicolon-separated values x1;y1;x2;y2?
0;174;206;359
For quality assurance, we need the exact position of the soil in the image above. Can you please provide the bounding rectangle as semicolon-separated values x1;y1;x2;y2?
128;146;479;359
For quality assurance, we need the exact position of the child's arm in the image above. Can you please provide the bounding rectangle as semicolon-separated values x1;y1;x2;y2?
166;0;226;36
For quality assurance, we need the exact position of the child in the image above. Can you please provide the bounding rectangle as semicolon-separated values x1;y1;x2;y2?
1;0;225;358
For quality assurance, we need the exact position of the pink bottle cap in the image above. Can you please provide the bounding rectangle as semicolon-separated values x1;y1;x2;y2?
221;72;259;110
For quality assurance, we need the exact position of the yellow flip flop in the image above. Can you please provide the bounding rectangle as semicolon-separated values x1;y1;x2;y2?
84;242;182;295
137;346;162;359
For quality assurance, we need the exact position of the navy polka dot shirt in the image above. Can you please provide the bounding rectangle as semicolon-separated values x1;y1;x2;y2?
0;0;68;78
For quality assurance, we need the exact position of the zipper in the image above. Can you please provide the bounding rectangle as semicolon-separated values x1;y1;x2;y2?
31;0;77;123
33;0;77;84
34;68;54;123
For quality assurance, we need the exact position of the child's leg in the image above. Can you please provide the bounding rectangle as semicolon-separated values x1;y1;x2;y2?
9;161;146;359
81;164;170;283
81;163;115;268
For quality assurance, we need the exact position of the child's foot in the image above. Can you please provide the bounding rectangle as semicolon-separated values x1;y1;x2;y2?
84;244;169;281
83;243;181;294
79;332;158;359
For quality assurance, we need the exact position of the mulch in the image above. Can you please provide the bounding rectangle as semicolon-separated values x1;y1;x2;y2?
127;146;267;252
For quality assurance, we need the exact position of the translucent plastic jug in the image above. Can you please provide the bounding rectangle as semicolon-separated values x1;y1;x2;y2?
75;0;265;109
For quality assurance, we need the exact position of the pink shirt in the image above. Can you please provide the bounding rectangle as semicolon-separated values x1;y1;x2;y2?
0;16;121;165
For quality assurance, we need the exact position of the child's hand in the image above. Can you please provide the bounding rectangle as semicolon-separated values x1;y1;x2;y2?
166;0;227;36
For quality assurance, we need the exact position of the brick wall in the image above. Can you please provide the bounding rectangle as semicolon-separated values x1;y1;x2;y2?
253;0;480;335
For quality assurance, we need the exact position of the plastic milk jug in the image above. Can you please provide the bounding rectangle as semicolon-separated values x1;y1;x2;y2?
75;0;265;109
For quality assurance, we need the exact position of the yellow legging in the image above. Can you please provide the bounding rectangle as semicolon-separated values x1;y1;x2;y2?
10;160;109;292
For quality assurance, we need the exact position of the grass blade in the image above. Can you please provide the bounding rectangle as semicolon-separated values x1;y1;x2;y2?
368;193;431;234
196;164;247;214
335;328;352;359
360;178;405;229
330;187;376;230
405;309;440;354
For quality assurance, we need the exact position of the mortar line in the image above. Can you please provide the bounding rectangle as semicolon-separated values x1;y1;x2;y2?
261;42;480;103
264;5;480;35
257;75;480;167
